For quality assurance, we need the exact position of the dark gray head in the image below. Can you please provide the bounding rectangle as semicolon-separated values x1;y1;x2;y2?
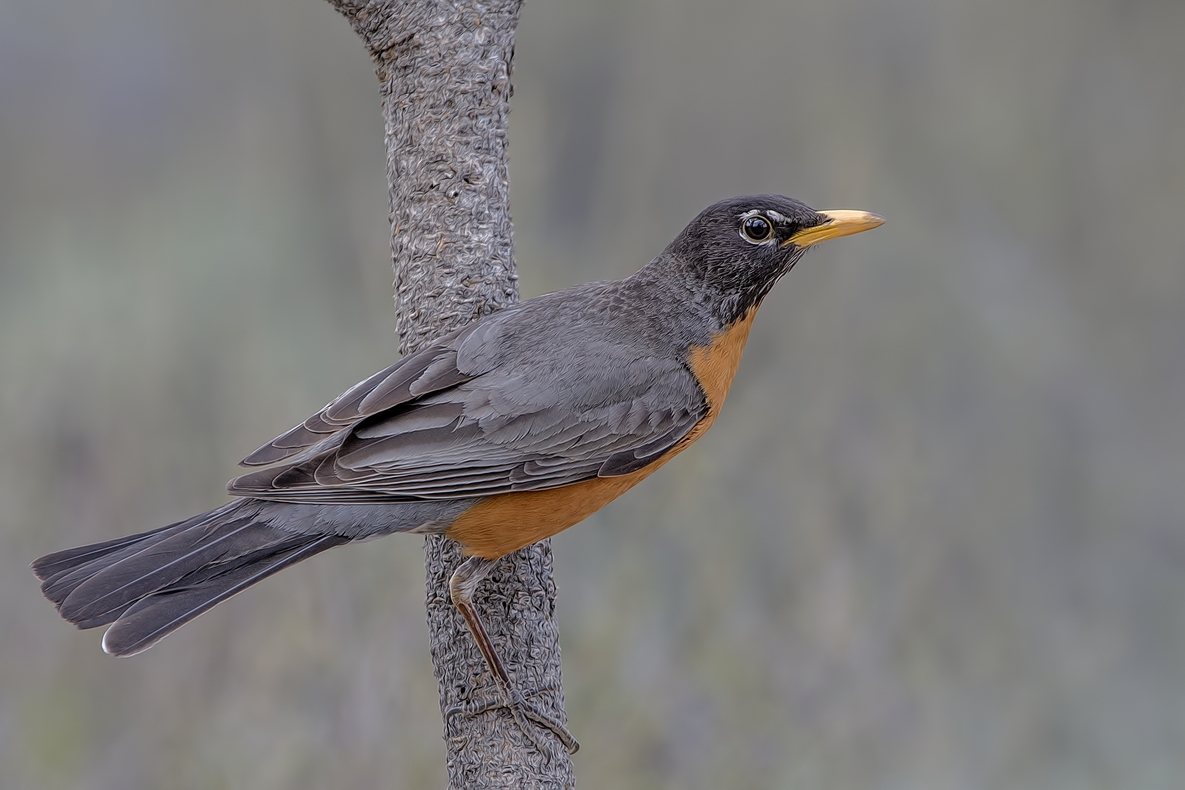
663;194;884;325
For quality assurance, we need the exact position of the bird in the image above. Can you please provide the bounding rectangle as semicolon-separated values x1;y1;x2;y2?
31;194;882;753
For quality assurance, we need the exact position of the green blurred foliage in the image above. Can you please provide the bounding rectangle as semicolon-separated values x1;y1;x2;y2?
2;0;1184;787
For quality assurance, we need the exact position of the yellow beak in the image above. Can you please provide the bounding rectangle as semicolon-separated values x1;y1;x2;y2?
783;209;885;249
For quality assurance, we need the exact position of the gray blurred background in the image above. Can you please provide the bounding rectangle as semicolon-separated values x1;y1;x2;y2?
3;0;1184;788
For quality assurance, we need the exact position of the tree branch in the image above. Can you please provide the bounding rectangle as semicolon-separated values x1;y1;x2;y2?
324;0;574;786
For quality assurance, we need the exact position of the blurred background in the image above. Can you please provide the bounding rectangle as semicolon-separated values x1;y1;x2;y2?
3;0;1184;787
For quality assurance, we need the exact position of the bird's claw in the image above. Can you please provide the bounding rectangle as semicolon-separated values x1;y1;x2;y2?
447;686;579;755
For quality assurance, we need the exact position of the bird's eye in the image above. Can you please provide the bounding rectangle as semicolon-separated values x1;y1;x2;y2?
741;215;773;243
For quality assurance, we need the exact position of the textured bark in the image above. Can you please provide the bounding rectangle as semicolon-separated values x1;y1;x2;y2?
325;1;574;787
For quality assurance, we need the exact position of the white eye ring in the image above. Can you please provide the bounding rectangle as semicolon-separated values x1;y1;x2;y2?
740;214;774;244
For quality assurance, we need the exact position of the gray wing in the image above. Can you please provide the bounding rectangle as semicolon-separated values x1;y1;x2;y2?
229;296;707;504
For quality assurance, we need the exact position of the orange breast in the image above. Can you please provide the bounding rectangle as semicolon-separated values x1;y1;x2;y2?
445;308;758;558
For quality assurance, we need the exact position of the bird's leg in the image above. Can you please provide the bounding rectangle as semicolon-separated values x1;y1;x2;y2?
447;555;579;755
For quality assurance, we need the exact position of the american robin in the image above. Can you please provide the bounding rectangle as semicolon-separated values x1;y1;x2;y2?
32;194;882;752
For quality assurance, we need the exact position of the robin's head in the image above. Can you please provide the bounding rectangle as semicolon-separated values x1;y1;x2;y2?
665;194;884;325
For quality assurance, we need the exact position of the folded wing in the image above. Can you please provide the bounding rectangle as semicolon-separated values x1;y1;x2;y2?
230;298;707;504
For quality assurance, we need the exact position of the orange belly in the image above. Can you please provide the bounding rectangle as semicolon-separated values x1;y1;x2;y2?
445;307;757;558
446;461;672;558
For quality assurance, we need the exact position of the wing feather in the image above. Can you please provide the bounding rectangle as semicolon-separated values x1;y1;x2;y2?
229;289;709;504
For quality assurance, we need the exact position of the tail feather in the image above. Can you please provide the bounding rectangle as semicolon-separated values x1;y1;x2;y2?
33;530;163;581
37;504;239;607
38;526;191;606
57;517;263;625
31;501;348;654
33;520;194;583
101;535;343;656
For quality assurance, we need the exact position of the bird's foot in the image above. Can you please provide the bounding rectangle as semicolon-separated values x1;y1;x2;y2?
448;684;579;755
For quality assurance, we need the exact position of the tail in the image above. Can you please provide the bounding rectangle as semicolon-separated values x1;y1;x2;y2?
31;501;347;656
